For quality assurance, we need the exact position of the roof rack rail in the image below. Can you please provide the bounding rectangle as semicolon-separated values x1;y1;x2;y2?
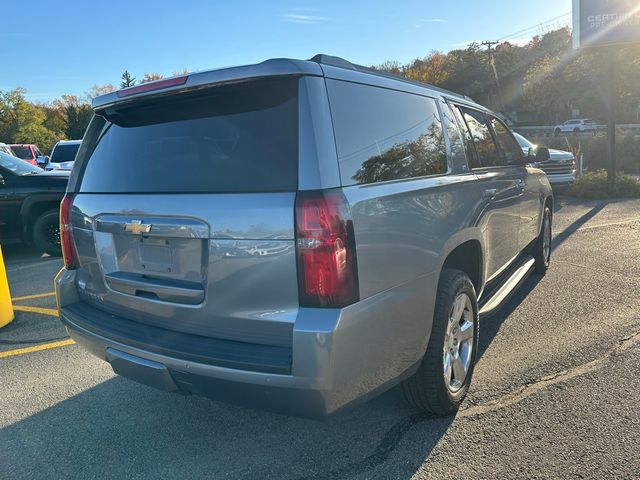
309;54;473;102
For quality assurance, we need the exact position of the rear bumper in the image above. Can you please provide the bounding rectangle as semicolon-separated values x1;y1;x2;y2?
61;313;332;417
56;268;434;418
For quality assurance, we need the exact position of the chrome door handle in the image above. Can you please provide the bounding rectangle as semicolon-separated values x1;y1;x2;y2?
482;188;498;199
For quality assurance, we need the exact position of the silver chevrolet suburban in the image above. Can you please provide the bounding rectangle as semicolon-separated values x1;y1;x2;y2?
55;55;553;418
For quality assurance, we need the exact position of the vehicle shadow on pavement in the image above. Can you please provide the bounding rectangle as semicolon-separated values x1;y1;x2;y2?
476;199;610;361
551;201;607;251
1;374;453;479
477;274;543;361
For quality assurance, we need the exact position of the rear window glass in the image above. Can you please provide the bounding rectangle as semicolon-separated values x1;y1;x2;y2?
51;144;80;163
11;146;32;159
78;78;298;193
326;80;447;186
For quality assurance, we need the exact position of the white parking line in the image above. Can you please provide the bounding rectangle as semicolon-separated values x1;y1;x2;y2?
578;218;640;231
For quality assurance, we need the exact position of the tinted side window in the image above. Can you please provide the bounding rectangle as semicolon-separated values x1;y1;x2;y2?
441;103;468;170
489;117;523;166
327;80;447;186
450;105;480;169
459;108;499;168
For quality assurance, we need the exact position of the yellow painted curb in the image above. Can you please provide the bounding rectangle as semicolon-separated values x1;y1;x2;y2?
0;246;13;328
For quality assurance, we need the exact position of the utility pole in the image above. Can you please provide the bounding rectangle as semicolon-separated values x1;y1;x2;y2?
481;40;505;113
606;46;617;188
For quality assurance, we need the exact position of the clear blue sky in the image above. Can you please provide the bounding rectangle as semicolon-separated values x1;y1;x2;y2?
1;0;571;102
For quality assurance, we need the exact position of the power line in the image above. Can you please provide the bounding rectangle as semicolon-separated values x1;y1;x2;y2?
497;12;572;42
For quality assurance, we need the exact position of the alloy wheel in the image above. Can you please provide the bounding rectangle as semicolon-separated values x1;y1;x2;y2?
443;293;475;393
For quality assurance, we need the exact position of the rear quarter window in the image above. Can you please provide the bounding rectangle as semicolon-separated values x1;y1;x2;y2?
326;80;447;186
489;116;524;166
51;144;80;163
458;108;499;168
77;78;298;193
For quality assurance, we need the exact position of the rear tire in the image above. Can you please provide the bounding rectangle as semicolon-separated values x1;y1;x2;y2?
402;269;479;416
533;206;552;274
32;209;62;256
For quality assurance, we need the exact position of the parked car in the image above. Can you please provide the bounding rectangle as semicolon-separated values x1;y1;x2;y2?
0;143;14;155
47;140;81;171
55;55;553;418
553;119;598;136
8;144;48;167
0;151;69;255
514;132;576;187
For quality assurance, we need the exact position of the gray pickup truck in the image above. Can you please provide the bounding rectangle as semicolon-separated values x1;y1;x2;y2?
55;55;553;418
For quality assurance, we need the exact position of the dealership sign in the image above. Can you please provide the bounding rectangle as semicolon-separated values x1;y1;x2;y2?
573;0;640;48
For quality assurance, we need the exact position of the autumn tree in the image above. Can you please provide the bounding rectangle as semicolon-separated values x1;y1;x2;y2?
140;73;164;84
87;83;116;99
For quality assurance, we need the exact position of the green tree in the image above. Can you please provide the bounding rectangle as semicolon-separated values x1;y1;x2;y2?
0;88;28;141
42;103;67;136
56;95;92;139
13;101;60;153
120;70;136;88
0;88;62;152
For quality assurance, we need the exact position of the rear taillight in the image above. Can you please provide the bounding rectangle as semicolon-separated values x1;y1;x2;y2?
295;190;359;308
60;195;77;269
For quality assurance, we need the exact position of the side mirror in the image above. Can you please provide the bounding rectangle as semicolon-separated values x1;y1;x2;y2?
36;155;48;167
0;173;4;186
527;147;536;159
535;146;550;163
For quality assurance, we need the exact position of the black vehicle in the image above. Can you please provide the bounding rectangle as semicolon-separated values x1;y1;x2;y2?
0;151;69;255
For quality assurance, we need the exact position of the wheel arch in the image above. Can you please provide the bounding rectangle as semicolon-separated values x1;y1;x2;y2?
20;194;64;240
440;236;484;295
538;194;554;235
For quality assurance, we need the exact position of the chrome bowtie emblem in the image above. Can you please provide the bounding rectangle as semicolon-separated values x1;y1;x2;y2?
124;220;152;235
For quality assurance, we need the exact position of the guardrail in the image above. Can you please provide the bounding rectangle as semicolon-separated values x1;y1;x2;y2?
514;124;640;138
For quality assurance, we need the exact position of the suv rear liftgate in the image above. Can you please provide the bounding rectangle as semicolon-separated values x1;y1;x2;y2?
61;77;302;376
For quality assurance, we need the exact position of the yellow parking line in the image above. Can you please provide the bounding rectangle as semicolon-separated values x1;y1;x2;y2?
11;292;55;302
0;339;75;359
13;305;59;317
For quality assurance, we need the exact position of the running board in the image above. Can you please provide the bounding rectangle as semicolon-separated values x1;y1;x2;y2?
479;255;535;318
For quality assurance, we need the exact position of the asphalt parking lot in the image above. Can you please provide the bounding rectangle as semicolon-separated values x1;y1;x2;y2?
1;196;639;480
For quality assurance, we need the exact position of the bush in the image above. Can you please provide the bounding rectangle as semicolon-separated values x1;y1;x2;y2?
570;170;640;199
